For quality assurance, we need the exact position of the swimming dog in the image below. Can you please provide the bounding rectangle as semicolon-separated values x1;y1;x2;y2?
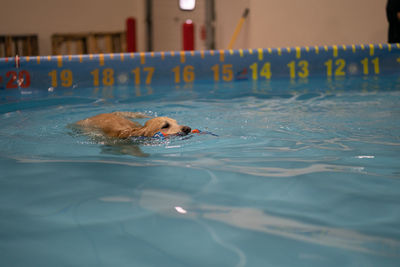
76;112;191;139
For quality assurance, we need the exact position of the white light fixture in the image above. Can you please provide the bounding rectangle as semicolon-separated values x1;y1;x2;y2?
179;0;196;11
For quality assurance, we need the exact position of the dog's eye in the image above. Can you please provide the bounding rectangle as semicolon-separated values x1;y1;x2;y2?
161;123;170;129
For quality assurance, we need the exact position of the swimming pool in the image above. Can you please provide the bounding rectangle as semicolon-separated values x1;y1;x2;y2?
1;46;400;266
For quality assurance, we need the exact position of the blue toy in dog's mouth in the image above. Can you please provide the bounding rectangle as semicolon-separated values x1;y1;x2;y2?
129;129;217;143
153;129;218;139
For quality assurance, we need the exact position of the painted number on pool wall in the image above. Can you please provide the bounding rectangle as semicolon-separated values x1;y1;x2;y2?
48;70;73;87
287;60;309;79
132;67;155;85
211;64;233;82
1;71;31;89
324;59;346;77
91;68;115;87
361;57;380;75
249;62;272;80
172;65;195;83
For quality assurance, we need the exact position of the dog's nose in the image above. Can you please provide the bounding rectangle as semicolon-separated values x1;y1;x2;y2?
181;126;191;134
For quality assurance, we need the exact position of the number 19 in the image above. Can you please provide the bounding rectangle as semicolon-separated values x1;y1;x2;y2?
48;70;73;87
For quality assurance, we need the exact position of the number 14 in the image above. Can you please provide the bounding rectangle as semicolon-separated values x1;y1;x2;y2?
249;62;271;80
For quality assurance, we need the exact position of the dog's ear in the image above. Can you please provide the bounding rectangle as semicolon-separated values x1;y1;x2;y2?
139;127;160;137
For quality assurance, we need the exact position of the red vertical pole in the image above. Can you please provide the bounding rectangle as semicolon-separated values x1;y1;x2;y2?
183;20;195;51
126;17;137;52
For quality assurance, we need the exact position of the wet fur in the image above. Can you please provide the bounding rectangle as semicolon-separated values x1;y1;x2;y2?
73;112;191;157
75;112;191;139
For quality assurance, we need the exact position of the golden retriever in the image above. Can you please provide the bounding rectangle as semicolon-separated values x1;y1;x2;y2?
76;111;191;139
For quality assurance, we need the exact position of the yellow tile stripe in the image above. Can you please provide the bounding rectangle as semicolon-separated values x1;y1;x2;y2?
314;46;319;54
277;48;281;56
57;56;63;67
219;50;225;62
180;51;185;63
369;44;374;56
36;56;40;64
258;48;263;61
239;49;243;57
140;52;145;64
333;45;338;58
120;53;125;61
296;47;301;59
99;54;105;66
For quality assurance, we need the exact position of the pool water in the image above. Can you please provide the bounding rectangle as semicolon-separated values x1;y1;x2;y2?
1;77;400;266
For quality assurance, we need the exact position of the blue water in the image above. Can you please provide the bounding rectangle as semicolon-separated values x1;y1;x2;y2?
1;77;400;266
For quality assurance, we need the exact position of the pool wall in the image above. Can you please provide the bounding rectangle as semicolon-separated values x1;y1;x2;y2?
0;44;399;91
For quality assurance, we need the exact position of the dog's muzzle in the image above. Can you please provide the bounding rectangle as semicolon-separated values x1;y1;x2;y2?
181;126;191;135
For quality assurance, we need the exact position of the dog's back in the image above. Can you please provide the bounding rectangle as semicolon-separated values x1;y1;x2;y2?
76;112;147;138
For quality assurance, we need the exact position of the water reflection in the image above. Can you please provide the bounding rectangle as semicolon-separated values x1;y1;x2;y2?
102;189;400;258
17;156;369;179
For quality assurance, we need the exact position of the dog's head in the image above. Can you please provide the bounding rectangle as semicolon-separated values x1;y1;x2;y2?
133;117;191;137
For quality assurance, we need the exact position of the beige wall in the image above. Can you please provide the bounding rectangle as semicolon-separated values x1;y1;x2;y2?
152;0;207;51
247;0;388;49
215;0;251;49
0;0;390;55
0;0;146;55
215;0;388;49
